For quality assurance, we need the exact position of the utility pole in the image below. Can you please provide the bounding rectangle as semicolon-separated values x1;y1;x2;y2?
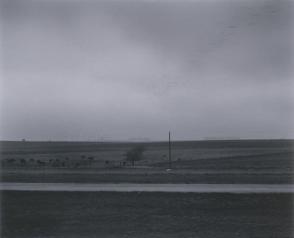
169;131;172;169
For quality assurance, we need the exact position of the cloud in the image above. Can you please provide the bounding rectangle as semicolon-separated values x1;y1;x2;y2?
1;0;293;140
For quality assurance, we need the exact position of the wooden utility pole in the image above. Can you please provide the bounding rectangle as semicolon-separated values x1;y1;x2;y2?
169;131;172;169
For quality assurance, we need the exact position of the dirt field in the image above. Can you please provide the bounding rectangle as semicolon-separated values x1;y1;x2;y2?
1;191;293;238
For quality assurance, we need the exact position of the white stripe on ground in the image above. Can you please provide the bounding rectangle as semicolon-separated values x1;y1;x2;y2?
1;183;294;193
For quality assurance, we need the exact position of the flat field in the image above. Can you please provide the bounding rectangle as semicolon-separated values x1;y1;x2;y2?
1;140;293;184
1;140;293;238
1;191;293;238
2;168;293;184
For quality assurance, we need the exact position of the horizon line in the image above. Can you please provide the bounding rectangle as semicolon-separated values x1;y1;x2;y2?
1;138;294;143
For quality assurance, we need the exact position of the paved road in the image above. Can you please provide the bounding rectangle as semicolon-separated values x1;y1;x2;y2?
1;182;294;193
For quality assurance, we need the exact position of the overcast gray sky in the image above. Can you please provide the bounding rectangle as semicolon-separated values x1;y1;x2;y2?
1;0;293;141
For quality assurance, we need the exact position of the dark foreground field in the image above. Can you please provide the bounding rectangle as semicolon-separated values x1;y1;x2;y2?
1;191;293;238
